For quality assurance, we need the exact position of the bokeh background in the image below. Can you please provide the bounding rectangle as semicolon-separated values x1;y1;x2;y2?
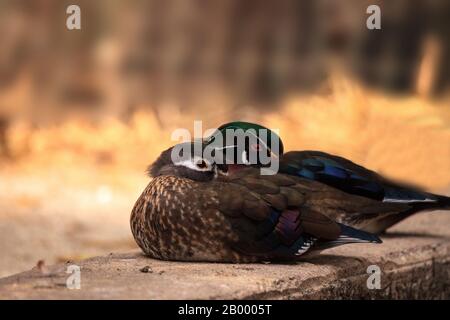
0;0;449;277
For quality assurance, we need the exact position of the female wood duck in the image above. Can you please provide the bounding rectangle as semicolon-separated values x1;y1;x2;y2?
131;142;383;262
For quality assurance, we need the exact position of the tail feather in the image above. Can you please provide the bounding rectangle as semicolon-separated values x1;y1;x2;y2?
407;193;450;212
383;185;450;210
435;194;450;209
384;186;436;203
337;223;382;244
315;223;381;250
362;194;450;235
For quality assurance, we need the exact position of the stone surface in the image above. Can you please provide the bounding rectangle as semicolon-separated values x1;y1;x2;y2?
0;210;449;299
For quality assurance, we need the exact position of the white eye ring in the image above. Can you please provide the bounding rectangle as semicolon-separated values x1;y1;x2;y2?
174;156;213;172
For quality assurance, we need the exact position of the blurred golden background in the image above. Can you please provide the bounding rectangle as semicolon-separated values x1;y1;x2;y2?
0;0;449;277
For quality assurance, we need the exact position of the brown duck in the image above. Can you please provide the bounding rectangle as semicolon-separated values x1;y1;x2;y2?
130;142;393;263
206;121;450;234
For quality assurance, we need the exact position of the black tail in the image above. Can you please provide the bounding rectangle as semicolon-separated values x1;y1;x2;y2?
409;193;450;212
383;184;450;211
336;223;382;244
434;194;450;209
368;193;450;235
315;224;382;250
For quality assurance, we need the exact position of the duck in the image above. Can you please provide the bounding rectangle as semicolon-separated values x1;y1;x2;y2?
204;121;450;234
130;141;383;262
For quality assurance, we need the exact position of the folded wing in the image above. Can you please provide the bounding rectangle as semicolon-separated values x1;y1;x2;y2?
215;169;381;260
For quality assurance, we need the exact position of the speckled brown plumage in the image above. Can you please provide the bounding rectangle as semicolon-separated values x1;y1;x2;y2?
131;175;246;262
130;149;385;263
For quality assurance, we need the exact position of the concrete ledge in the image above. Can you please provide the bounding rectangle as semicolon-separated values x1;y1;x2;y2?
1;211;449;299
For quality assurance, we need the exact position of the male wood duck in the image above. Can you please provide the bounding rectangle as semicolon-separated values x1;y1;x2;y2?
130;123;450;262
131;142;383;262
205;121;450;234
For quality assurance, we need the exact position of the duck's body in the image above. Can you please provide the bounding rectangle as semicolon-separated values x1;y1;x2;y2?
131;156;382;262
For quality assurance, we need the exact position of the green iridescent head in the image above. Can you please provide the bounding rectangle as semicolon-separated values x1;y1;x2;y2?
204;121;284;166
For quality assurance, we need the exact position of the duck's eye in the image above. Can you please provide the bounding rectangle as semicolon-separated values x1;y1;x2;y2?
196;160;208;169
